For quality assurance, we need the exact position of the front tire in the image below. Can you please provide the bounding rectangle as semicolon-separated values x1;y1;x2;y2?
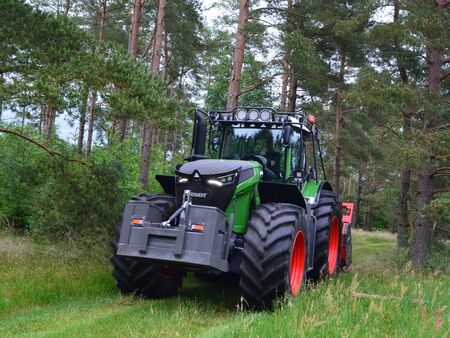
308;190;342;282
111;194;183;298
239;203;308;310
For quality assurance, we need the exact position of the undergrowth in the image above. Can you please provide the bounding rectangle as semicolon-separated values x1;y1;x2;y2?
0;230;448;337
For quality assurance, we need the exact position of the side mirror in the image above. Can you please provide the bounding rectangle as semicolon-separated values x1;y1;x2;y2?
211;135;220;152
282;125;292;147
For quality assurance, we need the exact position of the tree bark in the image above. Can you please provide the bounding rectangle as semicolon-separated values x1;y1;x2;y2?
0;73;3;121
280;61;289;110
86;1;106;156
287;73;297;111
150;0;166;74
120;0;144;142
140;0;166;191
77;87;89;154
397;113;412;248
411;47;442;269
44;104;55;145
333;51;346;194
280;0;292;111
86;90;96;157
393;0;412;248
140;126;153;189
63;0;71;16
354;163;363;228
226;0;250;110
129;0;143;57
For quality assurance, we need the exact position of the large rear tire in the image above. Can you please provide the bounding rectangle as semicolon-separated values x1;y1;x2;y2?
308;190;342;282
111;194;183;298
239;203;308;310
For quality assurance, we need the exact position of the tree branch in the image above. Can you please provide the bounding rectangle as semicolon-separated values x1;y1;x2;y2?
431;167;450;177
432;123;450;131
342;108;364;114
432;188;450;196
440;71;450;81
165;67;191;88
237;73;283;97
249;6;307;18
377;123;401;138
0;129;87;165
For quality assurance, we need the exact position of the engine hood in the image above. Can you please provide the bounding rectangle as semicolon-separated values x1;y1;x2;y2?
175;159;260;211
177;159;257;184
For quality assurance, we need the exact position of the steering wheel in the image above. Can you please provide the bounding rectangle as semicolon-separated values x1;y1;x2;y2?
245;155;278;181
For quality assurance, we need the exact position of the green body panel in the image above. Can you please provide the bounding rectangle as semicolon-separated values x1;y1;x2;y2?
226;162;262;233
301;180;322;205
285;147;292;179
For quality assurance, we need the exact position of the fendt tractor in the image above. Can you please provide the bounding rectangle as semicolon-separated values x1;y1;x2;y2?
111;107;352;309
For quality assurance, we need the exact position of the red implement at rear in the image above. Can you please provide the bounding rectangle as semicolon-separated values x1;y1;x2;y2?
340;203;354;270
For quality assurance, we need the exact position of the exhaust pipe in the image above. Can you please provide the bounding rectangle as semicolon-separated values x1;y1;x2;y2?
190;109;207;161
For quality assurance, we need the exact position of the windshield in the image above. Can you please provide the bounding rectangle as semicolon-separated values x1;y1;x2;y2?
221;127;286;179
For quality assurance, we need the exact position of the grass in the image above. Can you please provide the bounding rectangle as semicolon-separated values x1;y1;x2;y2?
0;229;448;337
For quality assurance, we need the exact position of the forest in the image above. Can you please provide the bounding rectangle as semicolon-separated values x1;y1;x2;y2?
0;0;449;274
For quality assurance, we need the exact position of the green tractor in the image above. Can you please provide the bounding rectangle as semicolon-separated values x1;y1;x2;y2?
111;107;350;309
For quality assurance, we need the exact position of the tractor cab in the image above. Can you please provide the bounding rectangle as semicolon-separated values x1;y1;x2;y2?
205;107;328;189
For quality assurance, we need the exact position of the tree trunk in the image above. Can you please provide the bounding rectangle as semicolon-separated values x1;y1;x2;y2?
150;0;166;74
140;126;153;190
44;104;55;145
163;130;168;155
393;0;412;249
86;1;106;156
226;0;250;110
77;87;89;154
63;0;71;16
411;46;442;269
397;113;412;248
120;0;144;142
172;128;177;157
333;51;346;194
0;73;3;121
86;90;96;157
364;210;371;231
39;105;47;136
411;164;434;268
287;73;297;111
129;0;143;57
280;63;289;110
280;0;292;111
140;0;166;191
354;163;363;228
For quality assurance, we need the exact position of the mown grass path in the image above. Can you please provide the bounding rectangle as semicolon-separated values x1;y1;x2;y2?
0;230;448;337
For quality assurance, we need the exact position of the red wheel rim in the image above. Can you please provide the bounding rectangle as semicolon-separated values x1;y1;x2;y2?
328;216;339;274
290;231;306;295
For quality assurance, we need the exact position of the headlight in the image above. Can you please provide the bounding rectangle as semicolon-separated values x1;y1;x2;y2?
260;109;271;121
236;109;248;120
177;176;188;183
208;173;235;186
248;109;259;120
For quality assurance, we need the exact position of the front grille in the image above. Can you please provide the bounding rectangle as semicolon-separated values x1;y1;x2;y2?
175;170;239;211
